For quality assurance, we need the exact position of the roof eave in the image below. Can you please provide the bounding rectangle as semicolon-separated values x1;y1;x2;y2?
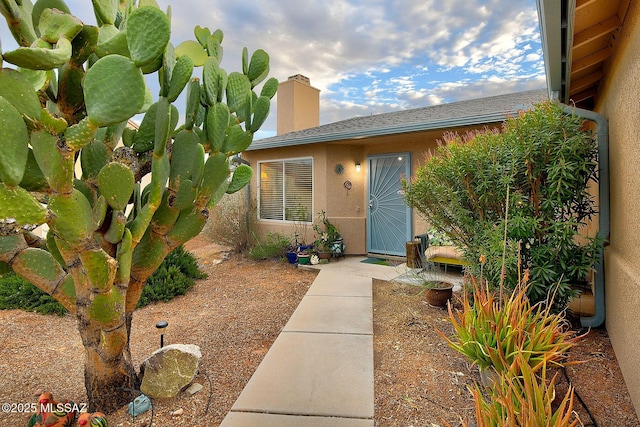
248;111;512;151
537;0;574;103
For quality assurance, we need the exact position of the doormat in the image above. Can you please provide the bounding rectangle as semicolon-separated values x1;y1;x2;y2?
360;257;403;267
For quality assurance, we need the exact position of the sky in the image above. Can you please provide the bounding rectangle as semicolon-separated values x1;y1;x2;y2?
0;0;547;140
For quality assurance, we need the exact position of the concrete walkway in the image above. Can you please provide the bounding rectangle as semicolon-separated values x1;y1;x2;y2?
220;262;378;426
219;256;463;426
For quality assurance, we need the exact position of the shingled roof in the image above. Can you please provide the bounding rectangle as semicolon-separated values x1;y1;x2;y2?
249;89;548;150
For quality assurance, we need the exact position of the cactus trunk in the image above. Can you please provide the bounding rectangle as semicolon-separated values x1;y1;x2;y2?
81;312;138;413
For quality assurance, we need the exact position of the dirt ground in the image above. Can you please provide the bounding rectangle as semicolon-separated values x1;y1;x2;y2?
373;278;640;427
0;235;638;426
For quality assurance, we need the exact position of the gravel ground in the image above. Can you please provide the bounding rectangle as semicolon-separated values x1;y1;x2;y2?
1;236;638;426
0;238;316;426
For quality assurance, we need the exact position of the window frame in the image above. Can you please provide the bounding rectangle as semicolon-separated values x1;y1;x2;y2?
257;156;314;223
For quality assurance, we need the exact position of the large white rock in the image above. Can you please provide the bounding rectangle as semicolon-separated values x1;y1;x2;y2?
140;344;202;399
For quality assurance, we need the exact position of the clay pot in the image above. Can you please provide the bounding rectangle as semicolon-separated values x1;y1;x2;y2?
424;282;453;307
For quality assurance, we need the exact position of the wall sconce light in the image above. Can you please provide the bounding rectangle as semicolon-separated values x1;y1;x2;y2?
355;162;361;172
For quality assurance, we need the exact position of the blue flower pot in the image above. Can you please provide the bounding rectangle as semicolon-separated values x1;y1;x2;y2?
286;252;298;264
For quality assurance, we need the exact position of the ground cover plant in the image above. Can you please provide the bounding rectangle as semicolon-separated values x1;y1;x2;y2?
0;0;276;412
248;231;291;260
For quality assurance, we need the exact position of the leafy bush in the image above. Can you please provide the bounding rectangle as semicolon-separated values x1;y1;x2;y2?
404;101;603;306
0;273;66;315
0;246;206;313
137;246;207;308
248;232;291;260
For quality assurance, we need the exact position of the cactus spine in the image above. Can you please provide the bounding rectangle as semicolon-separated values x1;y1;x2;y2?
0;0;275;413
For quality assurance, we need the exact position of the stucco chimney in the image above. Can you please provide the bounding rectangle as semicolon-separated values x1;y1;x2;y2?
277;74;320;135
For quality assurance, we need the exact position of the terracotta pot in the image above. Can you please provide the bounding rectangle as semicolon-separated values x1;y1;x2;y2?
317;251;332;260
424;282;453;307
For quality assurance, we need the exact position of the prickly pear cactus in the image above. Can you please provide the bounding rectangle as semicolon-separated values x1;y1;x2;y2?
0;0;276;412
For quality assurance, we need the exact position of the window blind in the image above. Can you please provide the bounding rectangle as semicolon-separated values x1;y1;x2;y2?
259;158;312;222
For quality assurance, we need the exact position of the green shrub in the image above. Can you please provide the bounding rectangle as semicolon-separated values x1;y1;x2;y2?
404;101;603;306
248;232;291;260
137;246;207;308
0;273;66;316
0;246;206;313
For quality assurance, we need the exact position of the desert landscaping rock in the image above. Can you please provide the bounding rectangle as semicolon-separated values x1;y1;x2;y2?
140;344;202;399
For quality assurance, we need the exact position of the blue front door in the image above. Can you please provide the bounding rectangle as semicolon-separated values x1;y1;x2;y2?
366;153;412;256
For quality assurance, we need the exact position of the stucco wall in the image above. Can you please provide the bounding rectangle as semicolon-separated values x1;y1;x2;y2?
244;124;501;257
243;144;369;253
595;0;640;415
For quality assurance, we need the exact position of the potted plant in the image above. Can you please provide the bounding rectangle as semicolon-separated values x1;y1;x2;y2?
421;280;454;307
285;248;298;264
296;252;311;265
313;210;342;260
285;231;313;264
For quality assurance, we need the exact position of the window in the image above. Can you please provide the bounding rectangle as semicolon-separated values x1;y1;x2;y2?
258;158;313;222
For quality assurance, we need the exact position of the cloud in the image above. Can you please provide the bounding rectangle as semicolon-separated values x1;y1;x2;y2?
0;0;548;136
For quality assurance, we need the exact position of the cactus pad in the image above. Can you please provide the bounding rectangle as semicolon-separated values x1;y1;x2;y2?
247;49;269;86
223;124;252;155
169;130;200;186
80;248;117;290
48;190;94;245
206;103;230;153
167;54;193;102
13;247;66;287
226;164;252;194
37;8;82;43
31;129;74;193
249;95;271;132
195;153;229;207
97;162;135;211
91;0;118;26
0;183;48;233
184;78;201;130
175;40;207;66
126;6;170;67
225;71;250;113
2;37;73;70
19;150;49;192
260;77;279;99
89;288;124;327
0;67;43;121
0;96;29;186
83;54;145;127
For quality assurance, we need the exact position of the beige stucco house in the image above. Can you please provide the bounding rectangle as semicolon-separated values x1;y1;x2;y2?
538;0;640;416
243;0;640;416
243;78;546;258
